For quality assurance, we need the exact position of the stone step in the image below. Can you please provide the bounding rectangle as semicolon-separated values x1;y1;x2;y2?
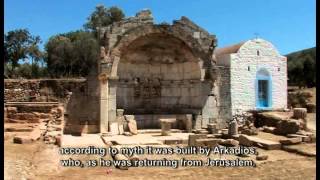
239;134;281;150
279;137;302;145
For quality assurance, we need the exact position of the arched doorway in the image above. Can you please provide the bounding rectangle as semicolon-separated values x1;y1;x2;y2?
256;68;272;109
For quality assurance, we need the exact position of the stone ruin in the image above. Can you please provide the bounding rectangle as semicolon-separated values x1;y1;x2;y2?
63;9;234;135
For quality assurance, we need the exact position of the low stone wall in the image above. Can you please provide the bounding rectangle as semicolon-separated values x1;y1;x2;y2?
4;79;86;103
4;102;64;145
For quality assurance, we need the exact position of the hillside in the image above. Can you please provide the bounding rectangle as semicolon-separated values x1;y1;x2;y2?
286;47;316;87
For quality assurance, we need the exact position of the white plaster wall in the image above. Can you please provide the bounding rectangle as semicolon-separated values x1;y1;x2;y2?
230;38;287;115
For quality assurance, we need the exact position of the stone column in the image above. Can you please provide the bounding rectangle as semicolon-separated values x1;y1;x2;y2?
293;108;307;119
201;81;219;128
185;114;193;133
228;120;238;136
100;78;109;133
160;119;176;136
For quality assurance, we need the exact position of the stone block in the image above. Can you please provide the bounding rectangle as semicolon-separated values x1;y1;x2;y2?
238;134;253;147
13;136;33;144
188;134;207;146
240;135;281;150
219;139;239;147
279;137;302;145
256;155;268;161
274;119;300;135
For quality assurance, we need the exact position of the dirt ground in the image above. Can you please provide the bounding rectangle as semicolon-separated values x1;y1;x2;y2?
4;133;316;180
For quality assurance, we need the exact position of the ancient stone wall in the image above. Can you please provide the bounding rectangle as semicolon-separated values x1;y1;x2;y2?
4;79;86;104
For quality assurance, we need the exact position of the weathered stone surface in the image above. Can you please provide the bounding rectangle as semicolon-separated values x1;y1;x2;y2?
279;137;302;145
188;134;207;146
13;136;33;144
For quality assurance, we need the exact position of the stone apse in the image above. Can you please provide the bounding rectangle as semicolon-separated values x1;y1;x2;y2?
66;10;232;134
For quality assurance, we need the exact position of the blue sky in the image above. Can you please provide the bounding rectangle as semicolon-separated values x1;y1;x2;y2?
4;0;316;55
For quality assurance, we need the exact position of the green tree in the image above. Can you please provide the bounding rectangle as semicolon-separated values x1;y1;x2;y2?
4;29;32;73
27;36;44;77
84;5;124;32
4;29;44;78
303;55;316;87
45;31;99;77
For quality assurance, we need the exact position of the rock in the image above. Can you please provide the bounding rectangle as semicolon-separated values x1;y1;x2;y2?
188;134;207;146
274;119;300;135
256;155;268;161
13;136;33;144
279;137;302;145
263;126;276;133
287;134;311;143
306;103;316;113
128;120;138;135
238;134;253;147
255;112;283;127
219;139;239;147
293;108;307;119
